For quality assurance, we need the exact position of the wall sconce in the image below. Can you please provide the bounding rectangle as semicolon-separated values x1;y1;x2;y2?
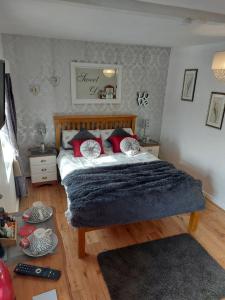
212;51;225;81
48;75;60;87
29;84;40;96
29;74;60;95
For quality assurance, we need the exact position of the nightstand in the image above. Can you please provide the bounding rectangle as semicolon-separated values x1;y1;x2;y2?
140;140;160;157
29;147;57;186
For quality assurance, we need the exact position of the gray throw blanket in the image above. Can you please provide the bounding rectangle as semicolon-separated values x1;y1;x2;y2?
63;161;205;227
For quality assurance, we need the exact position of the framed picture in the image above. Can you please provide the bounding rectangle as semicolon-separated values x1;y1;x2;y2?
181;69;198;101
206;92;225;130
71;62;122;104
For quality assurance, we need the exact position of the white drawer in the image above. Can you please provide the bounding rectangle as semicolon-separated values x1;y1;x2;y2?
31;164;56;176
30;155;56;166
31;172;57;183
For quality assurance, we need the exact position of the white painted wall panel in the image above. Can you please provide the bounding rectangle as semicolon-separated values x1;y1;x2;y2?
160;42;225;209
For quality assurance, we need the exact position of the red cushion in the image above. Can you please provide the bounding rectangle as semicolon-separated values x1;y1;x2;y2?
108;135;138;153
71;139;82;157
71;137;105;157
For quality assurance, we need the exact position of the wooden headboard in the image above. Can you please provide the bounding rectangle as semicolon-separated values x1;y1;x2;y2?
53;114;137;151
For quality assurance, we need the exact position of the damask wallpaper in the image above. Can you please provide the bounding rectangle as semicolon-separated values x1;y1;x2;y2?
2;34;170;175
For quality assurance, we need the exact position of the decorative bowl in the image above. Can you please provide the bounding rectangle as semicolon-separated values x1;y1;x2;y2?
23;206;53;224
22;232;58;257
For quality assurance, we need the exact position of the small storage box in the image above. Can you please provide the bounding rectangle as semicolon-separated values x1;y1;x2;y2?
0;221;17;247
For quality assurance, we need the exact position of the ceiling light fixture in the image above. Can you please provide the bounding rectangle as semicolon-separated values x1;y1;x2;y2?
212;51;225;81
103;69;116;78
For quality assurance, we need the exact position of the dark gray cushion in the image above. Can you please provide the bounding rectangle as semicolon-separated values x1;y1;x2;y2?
107;128;131;142
68;129;95;146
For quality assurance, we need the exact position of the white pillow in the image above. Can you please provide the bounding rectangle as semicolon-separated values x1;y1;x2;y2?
80;140;101;159
62;129;100;149
62;130;78;149
120;137;140;156
100;128;134;148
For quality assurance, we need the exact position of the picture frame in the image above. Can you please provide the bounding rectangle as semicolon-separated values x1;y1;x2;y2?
71;62;122;104
104;85;115;99
181;69;198;102
206;92;225;130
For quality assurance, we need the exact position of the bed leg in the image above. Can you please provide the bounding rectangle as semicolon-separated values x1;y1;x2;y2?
78;228;86;258
188;212;200;233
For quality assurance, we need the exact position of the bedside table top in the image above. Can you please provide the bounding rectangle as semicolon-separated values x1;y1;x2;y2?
139;139;159;147
29;146;57;157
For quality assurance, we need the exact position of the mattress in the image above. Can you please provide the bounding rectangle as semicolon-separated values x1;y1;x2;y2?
57;148;158;180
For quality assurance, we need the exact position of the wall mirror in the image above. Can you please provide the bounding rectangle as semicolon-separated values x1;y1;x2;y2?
71;62;122;104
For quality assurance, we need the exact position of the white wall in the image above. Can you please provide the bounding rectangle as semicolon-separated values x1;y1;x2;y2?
0;35;3;57
160;42;225;210
0;34;18;212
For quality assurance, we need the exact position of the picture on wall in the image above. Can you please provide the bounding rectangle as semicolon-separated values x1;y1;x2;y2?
181;69;198;101
206;92;225;129
71;62;122;104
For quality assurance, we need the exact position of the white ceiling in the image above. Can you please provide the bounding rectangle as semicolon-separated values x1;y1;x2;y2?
139;0;225;14
1;0;225;47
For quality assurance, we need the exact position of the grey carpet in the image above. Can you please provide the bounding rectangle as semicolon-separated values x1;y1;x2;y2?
98;234;225;300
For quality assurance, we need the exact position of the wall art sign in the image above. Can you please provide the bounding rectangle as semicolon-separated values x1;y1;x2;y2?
206;92;225;130
71;62;122;104
137;91;150;106
181;69;198;102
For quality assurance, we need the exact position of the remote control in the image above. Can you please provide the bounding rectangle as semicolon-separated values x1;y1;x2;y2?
14;263;61;280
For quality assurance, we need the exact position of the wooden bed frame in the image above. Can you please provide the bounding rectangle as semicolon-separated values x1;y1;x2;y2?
53;114;200;258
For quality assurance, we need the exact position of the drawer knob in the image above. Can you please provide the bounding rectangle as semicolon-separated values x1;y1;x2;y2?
42;176;47;180
41;159;46;163
41;168;47;172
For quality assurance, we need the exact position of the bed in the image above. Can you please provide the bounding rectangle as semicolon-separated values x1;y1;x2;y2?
54;115;205;258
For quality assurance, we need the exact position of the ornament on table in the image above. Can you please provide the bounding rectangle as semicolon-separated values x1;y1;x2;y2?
22;228;58;257
22;211;32;222
22;201;53;223
0;208;16;239
0;207;14;227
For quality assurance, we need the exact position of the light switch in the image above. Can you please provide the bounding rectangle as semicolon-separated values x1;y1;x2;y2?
145;120;150;128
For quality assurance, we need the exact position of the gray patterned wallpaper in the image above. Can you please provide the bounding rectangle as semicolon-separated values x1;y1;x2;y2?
2;34;170;175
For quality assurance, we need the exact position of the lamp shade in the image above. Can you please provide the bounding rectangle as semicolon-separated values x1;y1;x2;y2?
212;51;225;80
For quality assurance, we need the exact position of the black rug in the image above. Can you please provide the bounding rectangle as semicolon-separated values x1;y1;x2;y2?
98;234;225;300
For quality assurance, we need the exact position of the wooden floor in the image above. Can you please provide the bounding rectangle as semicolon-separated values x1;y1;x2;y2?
19;182;225;300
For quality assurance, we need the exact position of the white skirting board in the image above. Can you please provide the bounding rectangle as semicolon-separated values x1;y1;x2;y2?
203;190;225;211
203;190;214;202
